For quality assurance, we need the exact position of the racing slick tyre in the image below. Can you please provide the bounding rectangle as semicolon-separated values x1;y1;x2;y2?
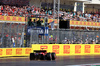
30;53;35;60
40;54;45;60
51;53;56;60
46;53;52;60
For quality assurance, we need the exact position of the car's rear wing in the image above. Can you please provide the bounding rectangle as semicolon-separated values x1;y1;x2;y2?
34;50;47;53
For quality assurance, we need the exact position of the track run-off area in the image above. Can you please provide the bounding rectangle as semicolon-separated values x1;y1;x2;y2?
0;55;100;66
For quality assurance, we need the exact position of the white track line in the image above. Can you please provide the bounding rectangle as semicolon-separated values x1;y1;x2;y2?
65;63;100;66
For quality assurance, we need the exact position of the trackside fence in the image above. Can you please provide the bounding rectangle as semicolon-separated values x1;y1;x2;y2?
0;23;25;48
29;29;100;45
0;23;100;48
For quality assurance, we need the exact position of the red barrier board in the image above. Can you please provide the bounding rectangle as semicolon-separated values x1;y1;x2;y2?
52;45;60;54
94;45;100;53
6;49;12;55
75;45;81;54
16;49;22;55
63;45;70;54
85;45;91;53
0;49;3;55
0;16;4;20
25;49;31;54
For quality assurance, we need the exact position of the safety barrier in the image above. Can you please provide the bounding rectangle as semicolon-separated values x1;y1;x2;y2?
1;44;100;57
0;48;32;57
32;44;100;56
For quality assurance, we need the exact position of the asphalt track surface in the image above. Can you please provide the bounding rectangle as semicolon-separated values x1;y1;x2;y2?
0;55;100;66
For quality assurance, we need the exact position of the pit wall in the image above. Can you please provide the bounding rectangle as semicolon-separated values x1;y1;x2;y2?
0;44;100;57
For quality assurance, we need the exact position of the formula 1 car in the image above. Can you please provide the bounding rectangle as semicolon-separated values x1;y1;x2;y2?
30;50;56;61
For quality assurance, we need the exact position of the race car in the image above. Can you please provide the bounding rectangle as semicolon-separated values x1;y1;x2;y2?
30;50;56;60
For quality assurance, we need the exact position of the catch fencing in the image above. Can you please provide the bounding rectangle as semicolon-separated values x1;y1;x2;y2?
29;29;100;45
0;23;100;48
0;23;25;48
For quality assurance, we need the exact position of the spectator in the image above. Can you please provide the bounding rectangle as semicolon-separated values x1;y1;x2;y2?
0;11;2;15
33;19;37;27
37;18;42;27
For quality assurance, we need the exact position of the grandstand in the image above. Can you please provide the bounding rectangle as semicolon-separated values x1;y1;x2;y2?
0;0;100;29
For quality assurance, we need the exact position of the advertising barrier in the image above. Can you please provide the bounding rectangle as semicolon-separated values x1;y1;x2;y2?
0;48;32;57
0;16;58;23
0;16;100;28
1;15;100;27
0;16;25;22
1;44;100;57
70;20;100;27
32;44;100;56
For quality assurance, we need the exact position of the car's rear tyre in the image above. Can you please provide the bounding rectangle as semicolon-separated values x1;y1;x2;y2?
30;53;35;60
51;53;56;60
40;54;45;60
46;53;52;60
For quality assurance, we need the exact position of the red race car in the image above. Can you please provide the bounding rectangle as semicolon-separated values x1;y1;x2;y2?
30;50;56;61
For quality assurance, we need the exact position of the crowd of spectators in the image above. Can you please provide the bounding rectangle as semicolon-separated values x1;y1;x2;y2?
0;5;100;22
61;38;100;44
49;35;100;44
0;5;53;18
50;38;100;44
61;11;100;22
